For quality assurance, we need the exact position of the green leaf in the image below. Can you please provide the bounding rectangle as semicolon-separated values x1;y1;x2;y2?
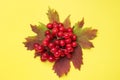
63;15;71;28
47;7;60;23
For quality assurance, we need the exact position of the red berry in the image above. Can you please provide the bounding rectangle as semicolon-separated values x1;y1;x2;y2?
64;33;70;39
69;32;73;37
55;45;60;50
59;26;65;32
50;47;58;53
52;28;59;35
45;30;50;35
41;53;49;61
57;31;63;37
64;49;69;55
60;40;65;46
66;44;72;48
65;38;72;44
58;23;64;27
54;51;61;58
67;27;73;32
47;23;53;29
48;42;55;49
33;43;39;48
72;34;77;41
67;47;74;52
35;45;44;53
48;56;55;62
53;22;59;28
66;53;72;59
54;40;60;45
72;42;77;47
46;34;53;40
43;40;49;46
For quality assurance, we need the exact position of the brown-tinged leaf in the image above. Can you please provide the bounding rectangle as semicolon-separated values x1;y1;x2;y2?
23;36;40;50
71;45;83;70
77;27;97;49
63;15;71;28
78;37;94;49
78;18;84;28
47;8;60;23
53;57;70;77
80;28;98;40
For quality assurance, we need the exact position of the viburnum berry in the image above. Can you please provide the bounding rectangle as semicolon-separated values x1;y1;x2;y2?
72;42;77;47
47;23;53;29
33;21;78;62
48;56;55;62
67;27;73;32
45;30;51;35
65;38;72;44
72;34;77;41
58;23;64;27
41;52;49;62
60;40;65;47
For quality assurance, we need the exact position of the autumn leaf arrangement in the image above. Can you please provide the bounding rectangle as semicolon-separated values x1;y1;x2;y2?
23;8;97;77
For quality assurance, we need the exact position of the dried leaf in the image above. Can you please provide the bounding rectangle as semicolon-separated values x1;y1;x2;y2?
71;45;83;70
77;18;84;28
23;36;40;50
73;18;97;49
23;23;47;50
80;28;97;40
63;15;71;28
78;37;94;49
77;27;97;49
47;8;60;23
53;57;70;77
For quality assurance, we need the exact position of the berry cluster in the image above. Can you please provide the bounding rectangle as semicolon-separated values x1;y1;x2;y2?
33;22;77;62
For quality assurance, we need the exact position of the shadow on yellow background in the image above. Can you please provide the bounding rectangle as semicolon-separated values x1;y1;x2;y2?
0;0;120;80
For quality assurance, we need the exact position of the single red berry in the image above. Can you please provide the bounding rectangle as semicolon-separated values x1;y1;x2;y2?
54;51;61;58
52;28;59;35
57;31;63;37
69;32;73;37
43;40;49;46
60;40;65;46
47;23;53;29
59;26;65;32
65;38;72;44
50;47;58;54
53;22;59;28
72;34;77;41
72;42;77;47
66;44;72;48
67;47;74;52
46;34;53;40
35;45;44;53
66;53;72;59
48;42;55;49
45;30;50;35
54;40;60;45
58;23;64;27
67;27;73;32
64;49;69;55
48;56;55;62
55;45;60;50
40;53;49;61
33;43;39;48
64;33;70;39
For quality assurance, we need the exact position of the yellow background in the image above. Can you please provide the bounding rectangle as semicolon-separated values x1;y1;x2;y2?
0;0;120;80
